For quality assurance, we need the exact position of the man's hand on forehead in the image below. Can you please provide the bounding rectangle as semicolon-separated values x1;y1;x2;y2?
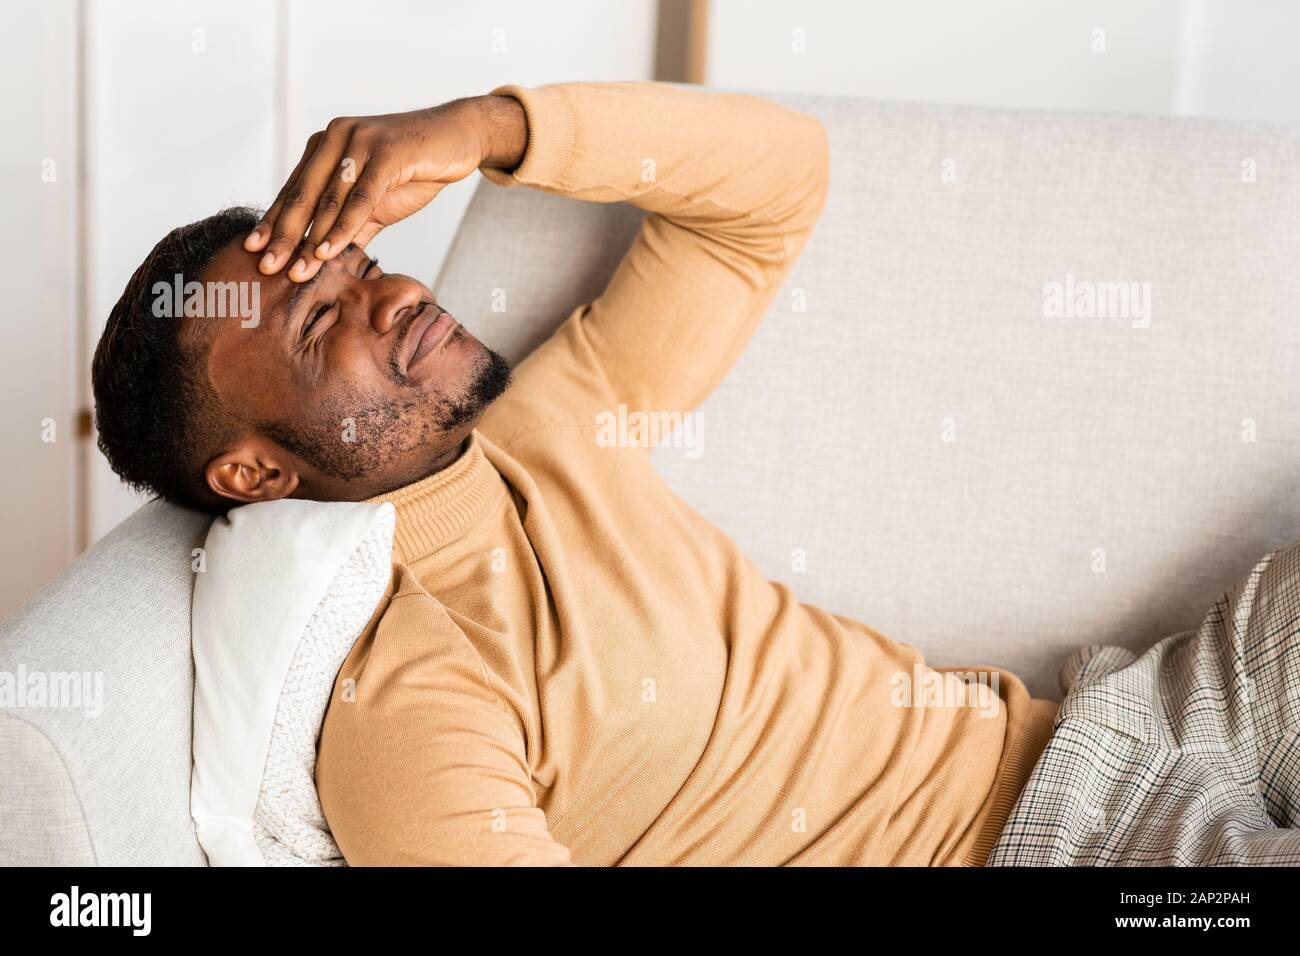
243;94;527;284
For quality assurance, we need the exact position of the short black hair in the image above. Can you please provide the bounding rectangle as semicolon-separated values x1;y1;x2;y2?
91;206;261;515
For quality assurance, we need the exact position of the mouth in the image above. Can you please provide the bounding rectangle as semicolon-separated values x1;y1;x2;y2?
404;303;458;373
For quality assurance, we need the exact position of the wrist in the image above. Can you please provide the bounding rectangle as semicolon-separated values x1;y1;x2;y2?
470;94;528;171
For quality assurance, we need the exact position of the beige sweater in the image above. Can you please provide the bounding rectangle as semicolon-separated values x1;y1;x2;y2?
315;81;1059;866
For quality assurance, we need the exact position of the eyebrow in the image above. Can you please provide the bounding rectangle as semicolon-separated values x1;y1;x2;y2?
285;269;324;329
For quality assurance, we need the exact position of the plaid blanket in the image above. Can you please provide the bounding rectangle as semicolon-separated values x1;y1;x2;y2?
988;540;1300;865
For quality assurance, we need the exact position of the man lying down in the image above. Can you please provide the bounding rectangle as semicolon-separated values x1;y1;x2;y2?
92;81;1300;866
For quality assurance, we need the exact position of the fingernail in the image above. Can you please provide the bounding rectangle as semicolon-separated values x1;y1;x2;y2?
260;252;275;271
245;230;261;247
292;258;307;276
316;241;331;257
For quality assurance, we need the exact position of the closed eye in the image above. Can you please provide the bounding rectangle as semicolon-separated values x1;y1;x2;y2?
298;255;379;345
302;302;332;340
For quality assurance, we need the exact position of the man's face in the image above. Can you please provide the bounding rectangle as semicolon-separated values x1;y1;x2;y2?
191;239;510;504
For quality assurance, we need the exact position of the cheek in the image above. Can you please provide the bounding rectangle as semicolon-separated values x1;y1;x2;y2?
210;335;299;421
321;330;397;393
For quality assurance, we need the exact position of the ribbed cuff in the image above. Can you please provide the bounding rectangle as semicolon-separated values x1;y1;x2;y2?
479;83;577;190
958;692;1060;867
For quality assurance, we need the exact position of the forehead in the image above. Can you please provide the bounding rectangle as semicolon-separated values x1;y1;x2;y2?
181;238;306;353
180;239;296;401
202;239;293;323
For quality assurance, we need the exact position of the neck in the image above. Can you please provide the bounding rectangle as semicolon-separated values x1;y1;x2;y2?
364;430;501;562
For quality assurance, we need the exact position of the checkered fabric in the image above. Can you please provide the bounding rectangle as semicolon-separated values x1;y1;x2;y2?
988;540;1300;865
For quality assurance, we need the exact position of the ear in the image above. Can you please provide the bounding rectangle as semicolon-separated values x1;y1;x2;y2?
204;437;300;505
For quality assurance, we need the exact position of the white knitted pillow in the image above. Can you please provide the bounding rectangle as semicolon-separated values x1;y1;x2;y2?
251;509;393;865
191;500;394;866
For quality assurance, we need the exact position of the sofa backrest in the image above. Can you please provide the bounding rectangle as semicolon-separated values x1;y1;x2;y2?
0;500;211;865
436;89;1300;698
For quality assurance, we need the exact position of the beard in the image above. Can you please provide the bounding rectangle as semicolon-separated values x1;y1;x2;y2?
258;333;512;484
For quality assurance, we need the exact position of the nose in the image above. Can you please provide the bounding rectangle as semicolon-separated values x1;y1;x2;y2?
367;276;426;336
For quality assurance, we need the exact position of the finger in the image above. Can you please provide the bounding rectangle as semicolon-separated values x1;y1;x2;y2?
244;131;321;254
352;221;385;249
303;150;372;262
262;127;352;277
314;164;390;257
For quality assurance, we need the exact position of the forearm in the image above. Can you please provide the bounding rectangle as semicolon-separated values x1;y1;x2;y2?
472;81;831;417
475;81;830;248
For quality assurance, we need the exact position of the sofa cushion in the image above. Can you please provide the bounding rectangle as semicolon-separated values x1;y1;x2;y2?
437;92;1300;698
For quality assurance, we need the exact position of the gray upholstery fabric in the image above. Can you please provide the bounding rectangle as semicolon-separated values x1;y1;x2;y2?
0;499;211;865
437;91;1300;700
6;90;1300;864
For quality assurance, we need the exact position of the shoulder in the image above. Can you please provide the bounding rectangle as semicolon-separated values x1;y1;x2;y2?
320;560;499;737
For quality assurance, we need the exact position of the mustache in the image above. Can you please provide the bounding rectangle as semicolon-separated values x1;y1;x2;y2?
388;301;434;383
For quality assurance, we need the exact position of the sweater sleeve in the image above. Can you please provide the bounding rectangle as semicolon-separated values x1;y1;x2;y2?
477;81;830;417
316;566;573;866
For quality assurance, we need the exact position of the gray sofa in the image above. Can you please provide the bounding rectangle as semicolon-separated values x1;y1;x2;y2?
5;90;1300;865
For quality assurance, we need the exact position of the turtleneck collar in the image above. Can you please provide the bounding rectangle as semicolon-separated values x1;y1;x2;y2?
365;430;504;564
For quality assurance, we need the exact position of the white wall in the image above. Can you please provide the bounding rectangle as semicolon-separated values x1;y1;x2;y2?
1172;0;1300;123
706;0;1300;125
0;1;80;619
83;0;280;543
